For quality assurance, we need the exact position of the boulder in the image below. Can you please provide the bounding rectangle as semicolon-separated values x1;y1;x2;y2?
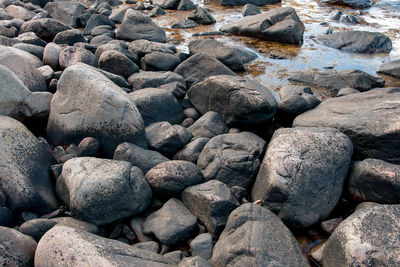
336;87;360;97
13;43;44;60
173;137;210;163
182;180;240;234
293;87;400;164
0;226;37;267
348;158;400;204
174;53;236;88
189;39;245;71
211;203;308;267
129;88;184;126
0;116;58;214
220;7;305;45
82;14;114;36
153;0;180;9
141;51;180;71
278;85;320;116
143;198;198;245
216;0;280;6
188;75;277;127
110;6;133;23
35;226;171;266
377;59;400;78
57;157;152;225
5;5;36;21
188;6;216;25
53;29;86;46
190;233;213;260
320;0;372;8
116;9;166;43
19;218;58;241
145;160;204;196
313;31;392;53
59;46;98;69
177;0;196;10
197;132;266;188
171;19;198;29
323;204;400;267
98;50;138;78
242;4;261;16
179;256;211;267
0;45;46;92
187;111;228;138
95;43;138;63
145;121;192;157
43;42;61;70
19;18;71;42
128;71;185;91
47;63;146;156
44;1;86;28
251;127;353;228
128;39;176;58
113;142;169;173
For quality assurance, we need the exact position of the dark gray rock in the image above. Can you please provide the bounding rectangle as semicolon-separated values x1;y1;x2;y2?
221;7;305;45
184;108;200;120
189;39;245;71
145;160;204;196
143;198;198;245
377;59;400;78
128;70;185;91
129;88;184;126
188;75;277;126
19;218;58;241
348;158;400;204
197;132;266;188
187;111;228;138
182;180;239;234
146;121;192;157
90;25;113;36
242;4;261;16
44;1;86;28
323;204;400;267
141;51;180;71
98;50;138;78
51;217;99;234
19;18;70;42
76;137;100;157
165;251;185;264
171;18;198;29
188;6;215;25
190;233;213;260
278;85;321;116
153;0;180;9
0;226;37;267
114;142;169;173
53;29;86;46
174;53;236;88
116;9;166;43
15;32;47;47
0;24;17;37
57;157;152;225
179;256;211;267
293;87;400;163
128;39;176;58
82;14;113;36
149;6;166;17
110;6;133;23
320;0;372;8
35;226;171;266
252;127;353;228
216;0;280;6
288;69;385;94
47;63;146;156
314;31;392;53
339;14;360;24
232;46;258;63
211;203;308;267
59;46;98;69
0;116;58;214
0;207;12;226
173;137;209;163
13;43;44;60
177;0;196;11
95;43;138;63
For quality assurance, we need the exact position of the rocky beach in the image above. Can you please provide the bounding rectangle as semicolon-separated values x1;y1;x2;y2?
0;0;400;266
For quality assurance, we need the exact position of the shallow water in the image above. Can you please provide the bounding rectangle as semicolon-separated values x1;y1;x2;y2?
150;0;400;95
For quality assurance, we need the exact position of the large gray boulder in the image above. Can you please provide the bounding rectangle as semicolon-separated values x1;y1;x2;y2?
153;0;180;9
19;18;71;42
56;157;152;225
189;39;245;71
59;46;98;69
320;0;372;8
145;160;204;196
215;0;281;6
278;85;320;116
323;204;400;267
348;158;400;204
35;226;171;266
128;39;176;58
143;198;198;245
129;88;184;126
0;45;46;92
251;127;353;228
293;87;400;164
187;111;228;138
188;75;277;127
0;65;51;121
45;1;86;28
0;226;37;267
174;53;236;88
182;180;240;234
377;59;400;78
128;71;185;91
220;7;305;45
288;69;385;94
211;203;308;267
98;50;138;78
197;132;266;189
116;9;166;43
313;31;392;53
188;6;216;25
113;142;169;173
141;51;181;71
0;116;58;214
173;137;210;164
47;63;146;156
